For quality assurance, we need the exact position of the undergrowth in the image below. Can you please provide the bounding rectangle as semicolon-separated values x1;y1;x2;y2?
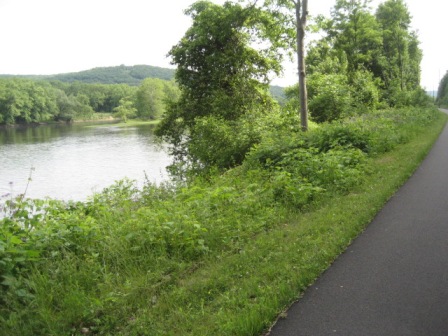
0;107;444;335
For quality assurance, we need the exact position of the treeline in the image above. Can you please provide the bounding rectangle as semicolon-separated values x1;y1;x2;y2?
0;78;179;125
437;71;448;108
301;0;429;122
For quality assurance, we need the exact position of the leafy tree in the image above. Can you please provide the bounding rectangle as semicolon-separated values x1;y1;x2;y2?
162;80;181;107
156;0;282;175
308;72;352;122
349;69;380;111
113;98;137;122
437;71;448;107
328;0;382;74
54;90;79;121
376;0;422;103
135;78;166;120
63;82;137;113
54;91;94;121
306;1;383;78
301;0;423;119
0;79;58;124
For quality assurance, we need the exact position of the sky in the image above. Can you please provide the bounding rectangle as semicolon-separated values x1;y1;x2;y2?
0;0;446;90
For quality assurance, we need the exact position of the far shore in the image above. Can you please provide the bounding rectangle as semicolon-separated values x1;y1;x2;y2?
0;116;159;129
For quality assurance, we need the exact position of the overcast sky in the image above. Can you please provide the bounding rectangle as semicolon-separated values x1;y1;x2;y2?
0;0;446;90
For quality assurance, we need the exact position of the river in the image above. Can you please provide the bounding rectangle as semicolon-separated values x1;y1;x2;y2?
0;122;171;203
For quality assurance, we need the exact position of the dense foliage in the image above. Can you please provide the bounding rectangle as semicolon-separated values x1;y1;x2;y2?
156;1;284;176
0;79;59;124
0;78;179;125
0;106;441;335
437;71;448;108
153;0;432;180
303;0;428;121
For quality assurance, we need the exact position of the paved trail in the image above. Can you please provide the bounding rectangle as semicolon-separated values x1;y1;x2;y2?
268;110;448;336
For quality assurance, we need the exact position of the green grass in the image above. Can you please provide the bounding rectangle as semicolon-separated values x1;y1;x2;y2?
1;108;446;335
120;110;446;336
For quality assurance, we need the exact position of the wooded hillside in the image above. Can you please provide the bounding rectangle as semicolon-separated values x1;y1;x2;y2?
0;65;175;85
49;65;175;85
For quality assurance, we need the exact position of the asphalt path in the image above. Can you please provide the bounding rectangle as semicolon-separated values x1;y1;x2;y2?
268;109;448;336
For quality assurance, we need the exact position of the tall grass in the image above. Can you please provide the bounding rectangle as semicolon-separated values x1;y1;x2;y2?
0;107;445;335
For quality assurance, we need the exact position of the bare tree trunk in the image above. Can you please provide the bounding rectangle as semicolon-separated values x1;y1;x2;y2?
295;0;308;131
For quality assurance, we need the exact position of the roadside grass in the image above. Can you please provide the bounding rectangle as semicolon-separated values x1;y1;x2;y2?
1;108;445;335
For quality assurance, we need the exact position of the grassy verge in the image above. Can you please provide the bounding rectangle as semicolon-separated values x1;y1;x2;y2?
122;110;447;335
1;108;446;335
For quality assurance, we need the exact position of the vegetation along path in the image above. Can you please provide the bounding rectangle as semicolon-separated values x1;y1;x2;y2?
268;110;448;336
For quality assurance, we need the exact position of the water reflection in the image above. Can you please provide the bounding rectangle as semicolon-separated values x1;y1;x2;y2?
0;122;171;202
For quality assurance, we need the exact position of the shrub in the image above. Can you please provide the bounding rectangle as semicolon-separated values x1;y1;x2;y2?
308;73;352;122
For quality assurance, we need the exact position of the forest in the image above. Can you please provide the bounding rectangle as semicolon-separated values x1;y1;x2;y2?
0;65;285;125
0;0;445;335
0;77;179;124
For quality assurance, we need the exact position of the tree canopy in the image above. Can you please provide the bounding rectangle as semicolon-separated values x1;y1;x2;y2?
156;0;283;175
437;71;448;107
0;78;178;125
302;0;427;121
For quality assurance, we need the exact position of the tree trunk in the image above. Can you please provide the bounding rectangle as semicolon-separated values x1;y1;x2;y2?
296;0;308;131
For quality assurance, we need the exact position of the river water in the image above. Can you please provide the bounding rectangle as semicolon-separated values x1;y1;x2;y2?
0;122;171;203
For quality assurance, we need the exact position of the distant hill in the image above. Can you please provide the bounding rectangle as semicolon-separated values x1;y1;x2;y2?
1;64;285;100
270;85;287;105
0;65;175;85
48;64;175;85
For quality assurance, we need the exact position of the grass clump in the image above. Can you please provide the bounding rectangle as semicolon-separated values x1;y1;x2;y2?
0;107;445;335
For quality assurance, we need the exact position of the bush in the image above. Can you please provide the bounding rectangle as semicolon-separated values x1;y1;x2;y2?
308;73;352;122
349;70;380;112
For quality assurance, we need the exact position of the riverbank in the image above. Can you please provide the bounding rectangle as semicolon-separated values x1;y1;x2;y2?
0;117;159;129
0;114;115;129
1;107;445;335
86;118;160;128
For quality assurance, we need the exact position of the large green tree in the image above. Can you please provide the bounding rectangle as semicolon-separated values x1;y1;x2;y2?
0;79;59;124
156;0;282;175
113;98;137;123
135;78;167;120
328;0;382;74
376;0;422;101
300;0;424;121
